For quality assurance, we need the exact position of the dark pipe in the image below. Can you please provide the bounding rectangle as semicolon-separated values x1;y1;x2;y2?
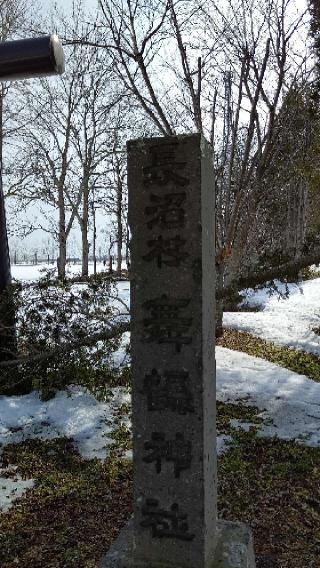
0;34;64;293
0;35;64;81
0;172;10;293
0;34;65;362
0;168;16;360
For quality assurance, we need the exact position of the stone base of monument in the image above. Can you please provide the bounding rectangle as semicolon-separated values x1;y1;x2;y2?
100;519;256;568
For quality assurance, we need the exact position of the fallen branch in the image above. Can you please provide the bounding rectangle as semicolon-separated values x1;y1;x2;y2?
2;251;320;369
0;320;130;370
217;250;320;300
17;268;130;291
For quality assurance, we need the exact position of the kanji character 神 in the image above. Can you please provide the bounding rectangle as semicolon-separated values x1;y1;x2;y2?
143;432;192;478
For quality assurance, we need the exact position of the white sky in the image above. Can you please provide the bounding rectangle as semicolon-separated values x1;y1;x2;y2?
8;0;105;260
40;0;97;14
7;0;311;260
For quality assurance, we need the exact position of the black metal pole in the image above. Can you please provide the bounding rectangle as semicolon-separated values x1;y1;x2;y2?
0;162;16;360
0;169;11;292
0;35;64;363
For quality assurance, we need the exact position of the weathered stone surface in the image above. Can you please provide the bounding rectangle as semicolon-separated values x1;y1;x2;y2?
127;134;216;568
100;134;256;568
100;520;256;568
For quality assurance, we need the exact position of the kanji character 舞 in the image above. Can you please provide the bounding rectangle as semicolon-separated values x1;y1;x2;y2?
140;499;195;541
143;432;192;478
143;143;190;187
145;192;186;230
142;235;189;268
143;294;192;352
143;369;195;415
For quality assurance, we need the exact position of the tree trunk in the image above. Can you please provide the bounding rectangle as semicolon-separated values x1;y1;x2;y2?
116;177;123;274
81;225;89;278
0;86;16;363
125;226;130;269
215;262;225;338
81;183;89;278
57;236;67;280
93;203;97;276
57;184;67;280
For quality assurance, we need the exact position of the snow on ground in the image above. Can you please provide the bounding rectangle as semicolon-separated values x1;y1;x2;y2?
217;346;320;446
4;267;320;510
108;280;130;367
110;280;130;321
0;471;34;512
112;332;130;367
0;386;130;511
0;386;130;462
11;261;127;282
11;264;52;282
224;278;320;355
1;347;320;494
1;347;320;510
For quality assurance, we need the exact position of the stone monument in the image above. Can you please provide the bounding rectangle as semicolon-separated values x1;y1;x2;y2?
101;134;255;568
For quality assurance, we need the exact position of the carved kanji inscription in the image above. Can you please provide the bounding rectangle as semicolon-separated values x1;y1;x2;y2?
143;432;192;478
143;294;192;352
143;235;189;268
143;143;190;187
140;499;195;541
143;369;194;414
125;135;217;567
145;192;186;230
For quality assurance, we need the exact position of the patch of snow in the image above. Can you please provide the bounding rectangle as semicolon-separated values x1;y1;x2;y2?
111;332;130;367
11;263;55;282
229;420;256;432
1;347;319;471
116;281;130;308
224;278;320;354
109;281;130;323
217;346;320;446
0;386;130;461
0;470;34;512
217;435;233;455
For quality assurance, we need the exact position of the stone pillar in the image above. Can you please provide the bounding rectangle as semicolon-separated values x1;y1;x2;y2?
100;134;256;568
129;134;216;568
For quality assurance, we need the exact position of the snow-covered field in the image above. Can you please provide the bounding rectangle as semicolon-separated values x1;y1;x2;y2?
217;347;320;446
2;269;320;511
224;279;320;355
11;261;122;282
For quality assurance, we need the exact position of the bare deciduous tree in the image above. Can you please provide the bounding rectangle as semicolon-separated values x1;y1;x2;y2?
9;16;124;278
73;0;310;331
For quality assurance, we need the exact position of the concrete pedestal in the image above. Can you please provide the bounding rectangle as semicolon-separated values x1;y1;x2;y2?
100;520;256;568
